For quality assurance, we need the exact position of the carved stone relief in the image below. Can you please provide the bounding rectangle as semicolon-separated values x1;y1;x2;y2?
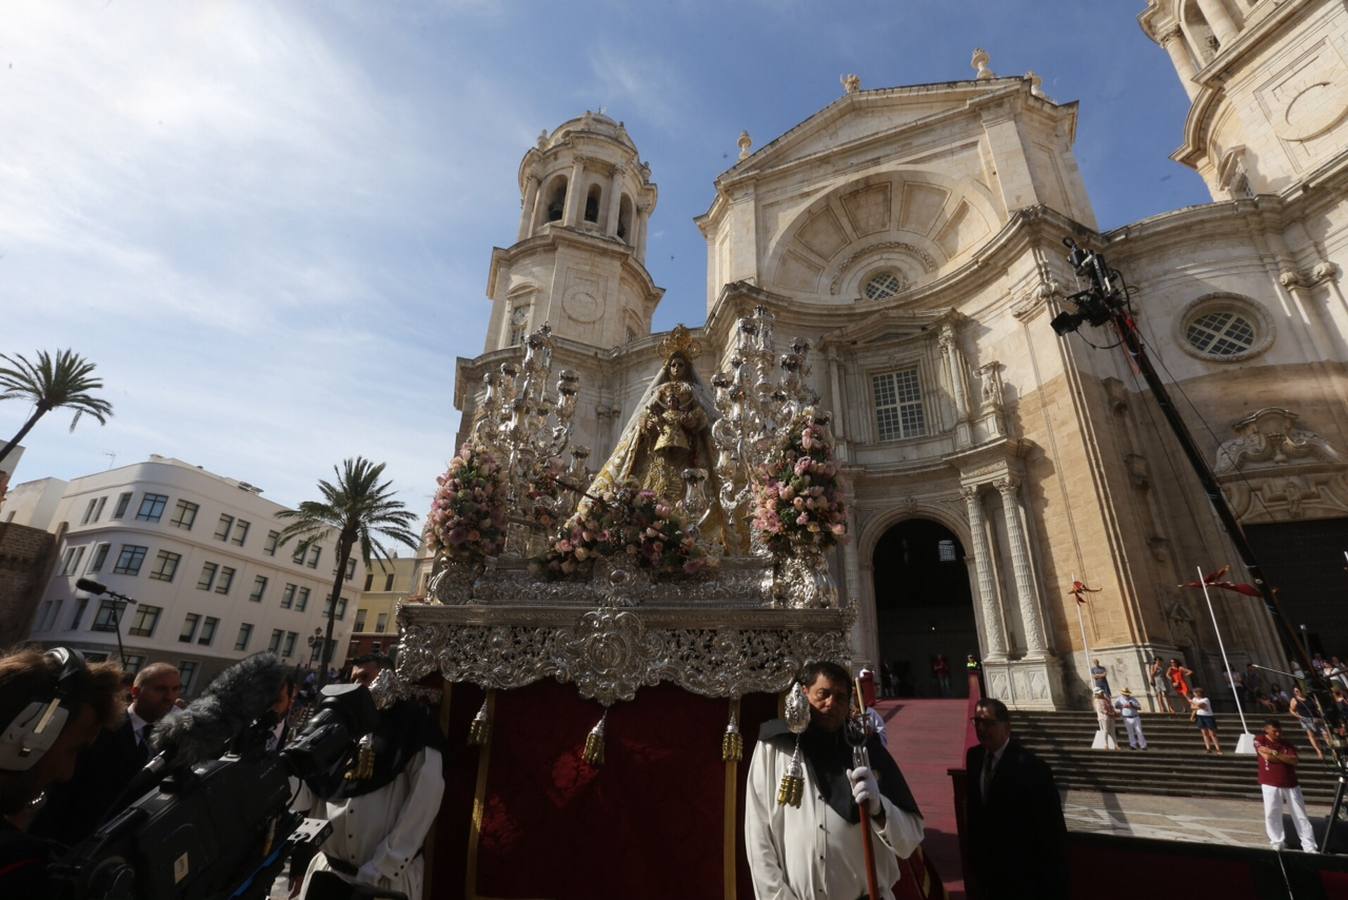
1214;407;1348;523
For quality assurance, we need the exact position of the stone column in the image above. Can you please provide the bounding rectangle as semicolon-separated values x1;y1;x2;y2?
518;174;541;241
962;485;1007;660
605;167;625;237
636;205;649;261
562;157;586;227
996;478;1048;657
1159;28;1201;99
1195;0;1237;46
938;324;969;422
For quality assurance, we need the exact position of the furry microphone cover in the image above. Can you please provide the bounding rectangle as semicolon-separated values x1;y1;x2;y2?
150;652;285;767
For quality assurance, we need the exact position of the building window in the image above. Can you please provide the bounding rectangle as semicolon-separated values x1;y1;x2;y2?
372;641;382;654
128;604;161;638
264;530;280;556
87;543;109;573
872;368;926;441
112;492;132;519
292;543;306;565
232;520;250;546
178;661;197;694
91;599;122;632
295;587;310;612
1185;310;1256;357
113;544;148;575
364;573;374;591
375;612;388;633
121;654;145;675
281;584;297;609
214;514;234;541
306;545;321;569
171;500;199;530
324;596;348;621
250;575;267;603
32;601;51;632
384;573;395;592
197;562;218;591
135;493;169;522
937;539;957;562
69;596;89;630
268;629;284;654
60;545;86;576
344;557;356;581
235;623;253;651
148;550;181;582
215;567;235;595
282;631;298;658
81;498;99;524
863;270;905;301
180;613;201;642
354;609;368;632
199;616;218;646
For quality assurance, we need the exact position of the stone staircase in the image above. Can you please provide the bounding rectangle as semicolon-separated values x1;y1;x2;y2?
1012;710;1345;804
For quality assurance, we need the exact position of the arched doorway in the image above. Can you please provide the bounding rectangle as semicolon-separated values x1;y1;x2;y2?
873;518;979;698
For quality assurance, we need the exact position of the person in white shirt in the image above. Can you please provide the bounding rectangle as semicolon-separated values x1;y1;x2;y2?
297;654;445;900
746;660;924;900
1113;688;1147;749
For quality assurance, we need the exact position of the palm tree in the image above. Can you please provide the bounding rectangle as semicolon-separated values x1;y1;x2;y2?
0;349;114;467
277;457;419;686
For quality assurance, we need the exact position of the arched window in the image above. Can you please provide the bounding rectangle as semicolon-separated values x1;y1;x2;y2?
544;177;567;223
617;195;634;242
584;184;602;224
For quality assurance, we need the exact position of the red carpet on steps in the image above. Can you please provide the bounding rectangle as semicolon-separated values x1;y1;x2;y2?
877;698;970;900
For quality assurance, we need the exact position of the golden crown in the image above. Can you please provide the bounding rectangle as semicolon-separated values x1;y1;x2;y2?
659;324;701;362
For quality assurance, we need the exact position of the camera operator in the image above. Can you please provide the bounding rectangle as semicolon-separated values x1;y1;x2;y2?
0;647;124;892
31;662;181;846
296;654;445;900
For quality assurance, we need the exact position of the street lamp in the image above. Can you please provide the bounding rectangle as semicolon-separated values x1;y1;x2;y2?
306;628;324;669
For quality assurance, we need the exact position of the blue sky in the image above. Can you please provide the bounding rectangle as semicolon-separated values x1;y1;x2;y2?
1;1;1209;516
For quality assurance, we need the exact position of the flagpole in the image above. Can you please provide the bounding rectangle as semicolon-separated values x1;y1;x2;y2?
1195;565;1255;755
1072;575;1112;749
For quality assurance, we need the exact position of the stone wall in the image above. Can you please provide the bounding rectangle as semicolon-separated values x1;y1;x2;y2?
0;522;55;648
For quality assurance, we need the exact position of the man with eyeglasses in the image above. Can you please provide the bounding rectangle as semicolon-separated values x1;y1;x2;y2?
964;697;1068;900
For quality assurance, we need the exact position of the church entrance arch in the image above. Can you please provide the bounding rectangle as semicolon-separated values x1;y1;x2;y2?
872;518;978;699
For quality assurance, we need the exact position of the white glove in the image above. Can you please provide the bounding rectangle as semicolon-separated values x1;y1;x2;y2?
356;861;392;889
848;766;882;817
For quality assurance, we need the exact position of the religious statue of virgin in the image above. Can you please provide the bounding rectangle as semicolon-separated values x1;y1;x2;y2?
573;325;734;548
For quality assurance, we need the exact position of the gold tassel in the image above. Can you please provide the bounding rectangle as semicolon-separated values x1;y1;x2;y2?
777;738;804;807
344;733;375;781
721;703;743;762
582;711;607;766
468;697;491;746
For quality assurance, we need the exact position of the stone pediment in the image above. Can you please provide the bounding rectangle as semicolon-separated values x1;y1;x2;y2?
1213;407;1348;523
724;79;1026;181
822;307;953;347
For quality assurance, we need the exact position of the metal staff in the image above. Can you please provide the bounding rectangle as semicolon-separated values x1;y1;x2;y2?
847;680;880;900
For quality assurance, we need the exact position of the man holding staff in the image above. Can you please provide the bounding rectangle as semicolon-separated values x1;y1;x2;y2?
746;660;924;899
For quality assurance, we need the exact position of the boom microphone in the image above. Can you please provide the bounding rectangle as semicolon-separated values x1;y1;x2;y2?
150;652;286;767
75;578;107;594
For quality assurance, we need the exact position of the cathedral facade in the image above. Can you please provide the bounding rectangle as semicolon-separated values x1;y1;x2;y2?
451;0;1348;709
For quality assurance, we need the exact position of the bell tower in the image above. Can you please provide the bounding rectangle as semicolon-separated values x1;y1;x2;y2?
1140;0;1348;198
484;111;664;353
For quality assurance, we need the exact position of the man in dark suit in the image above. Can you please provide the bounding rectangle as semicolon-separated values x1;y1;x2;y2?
31;662;181;846
964;697;1068;900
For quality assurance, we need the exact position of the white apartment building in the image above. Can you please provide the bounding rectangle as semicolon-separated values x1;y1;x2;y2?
16;455;365;695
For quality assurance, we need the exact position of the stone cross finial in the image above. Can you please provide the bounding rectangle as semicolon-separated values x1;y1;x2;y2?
1026;70;1044;97
971;48;993;80
737;130;752;160
841;73;861;94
